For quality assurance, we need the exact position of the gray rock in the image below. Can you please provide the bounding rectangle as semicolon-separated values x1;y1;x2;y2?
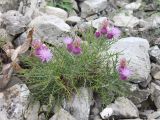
38;113;46;120
0;0;23;12
29;15;71;46
119;118;142;120
0;28;14;42
44;6;68;20
101;97;139;119
80;0;108;18
150;82;160;109
124;0;142;10
2;10;29;36
109;37;150;83
151;63;160;80
63;87;93;120
49;108;77;120
0;83;30;120
86;17;108;29
139;75;152;88
71;0;79;12
24;101;40;120
129;84;150;105
149;46;160;65
147;111;160;120
66;16;81;26
113;10;140;28
14;32;27;47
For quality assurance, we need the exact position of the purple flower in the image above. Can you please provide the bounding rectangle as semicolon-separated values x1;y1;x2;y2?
63;37;82;55
118;67;131;80
95;31;101;38
100;27;108;35
35;45;53;62
72;46;82;55
32;39;43;49
107;27;121;39
118;58;131;80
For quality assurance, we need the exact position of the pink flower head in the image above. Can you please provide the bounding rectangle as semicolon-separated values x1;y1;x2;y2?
100;27;108;35
118;67;131;80
63;37;74;52
72;38;82;55
106;27;121;39
35;45;53;62
32;39;43;49
63;37;82;55
95;31;101;38
118;58;131;80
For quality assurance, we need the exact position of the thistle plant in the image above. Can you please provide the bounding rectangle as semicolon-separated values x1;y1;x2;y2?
19;20;130;107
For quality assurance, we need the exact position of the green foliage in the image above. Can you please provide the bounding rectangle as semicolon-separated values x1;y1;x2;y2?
47;0;73;12
20;28;128;107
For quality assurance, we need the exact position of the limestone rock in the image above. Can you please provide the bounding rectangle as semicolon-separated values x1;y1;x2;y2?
113;11;140;28
124;0;142;10
101;97;139;119
149;46;160;65
44;6;68;20
63;87;93;120
80;0;108;18
66;16;81;26
150;82;160;109
24;101;40;120
0;83;30;120
29;15;71;46
49;108;76;120
2;10;29;36
147;111;160;120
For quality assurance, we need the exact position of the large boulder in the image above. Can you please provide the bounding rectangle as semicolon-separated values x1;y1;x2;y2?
29;15;71;46
0;0;22;12
109;37;150;83
80;0;108;18
150;82;160;109
0;78;30;120
63;87;93;120
49;108;77;120
100;97;139;119
2;10;30;36
113;10;140;28
43;6;68;20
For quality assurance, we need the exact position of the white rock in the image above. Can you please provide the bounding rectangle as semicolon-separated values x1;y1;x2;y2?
86;17;108;29
66;16;81;25
100;108;113;119
104;97;139;118
150;82;160;109
29;15;71;46
25;101;40;120
113;11;140;28
0;0;22;12
2;10;29;36
149;46;160;64
49;108;76;120
63;87;93;120
80;0;108;18
124;0;142;10
146;13;160;29
44;6;68;20
147;111;160;120
0;83;30;120
109;37;150;83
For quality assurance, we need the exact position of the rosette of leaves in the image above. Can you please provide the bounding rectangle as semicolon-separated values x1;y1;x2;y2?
20;28;128;108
